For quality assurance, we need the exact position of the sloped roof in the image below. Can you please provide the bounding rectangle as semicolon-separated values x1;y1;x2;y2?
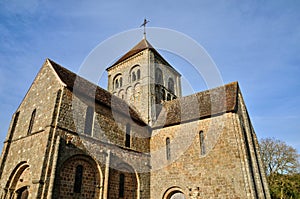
153;82;239;128
47;58;239;128
107;38;173;70
47;59;145;124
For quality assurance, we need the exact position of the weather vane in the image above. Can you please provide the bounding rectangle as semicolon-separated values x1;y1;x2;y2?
140;18;150;39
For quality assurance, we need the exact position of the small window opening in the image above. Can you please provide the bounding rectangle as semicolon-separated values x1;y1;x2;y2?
132;72;136;82
73;165;83;193
27;109;36;135
137;69;141;80
166;137;171;160
119;173;125;197
168;78;174;93
125;124;131;147
84;106;94;136
200;131;205;155
115;79;119;89
11;111;20;135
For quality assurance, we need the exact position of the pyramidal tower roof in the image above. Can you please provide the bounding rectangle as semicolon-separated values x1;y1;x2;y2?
107;38;171;70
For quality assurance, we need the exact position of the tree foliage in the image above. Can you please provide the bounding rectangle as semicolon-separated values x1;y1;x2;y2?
260;138;300;199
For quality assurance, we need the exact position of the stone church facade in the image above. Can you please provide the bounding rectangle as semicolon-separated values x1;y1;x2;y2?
0;38;270;198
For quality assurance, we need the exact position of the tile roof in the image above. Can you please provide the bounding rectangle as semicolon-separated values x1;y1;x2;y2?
153;82;239;128
47;59;239;128
106;38;173;70
47;59;145;124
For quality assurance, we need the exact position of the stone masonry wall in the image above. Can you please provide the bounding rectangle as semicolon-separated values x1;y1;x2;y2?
150;113;254;199
53;88;151;198
0;61;64;198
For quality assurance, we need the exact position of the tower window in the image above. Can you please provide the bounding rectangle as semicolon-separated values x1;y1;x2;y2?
84;106;94;136
161;89;166;101
119;173;125;197
166;137;171;160
155;68;163;85
137;69;141;80
116;79;119;89
120;77;123;87
199;131;205;155
167;93;171;101
132;72;136;82
73;165;83;193
114;74;122;89
168;78;174;93
27;109;36;135
125;123;131;147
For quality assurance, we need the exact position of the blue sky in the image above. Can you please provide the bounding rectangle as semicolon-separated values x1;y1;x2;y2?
0;0;299;152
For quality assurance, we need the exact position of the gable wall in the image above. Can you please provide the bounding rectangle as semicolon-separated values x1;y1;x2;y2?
0;62;64;198
150;112;254;198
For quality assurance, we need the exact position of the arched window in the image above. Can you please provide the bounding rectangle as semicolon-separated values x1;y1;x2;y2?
125;123;131;147
167;93;171;101
120;77;123;87
155;68;163;85
84;106;94;136
161;89;166;101
73;165;83;193
119;173;125;197
168;78;174;93
199;131;205;155
27;109;36;135
166;137;171;160
132;72;136;82
137;69;141;80
114;74;122;89
115;79;119;89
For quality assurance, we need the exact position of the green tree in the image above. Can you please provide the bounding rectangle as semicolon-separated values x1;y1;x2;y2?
260;138;300;199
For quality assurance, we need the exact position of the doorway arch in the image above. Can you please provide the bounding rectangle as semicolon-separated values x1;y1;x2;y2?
163;187;186;199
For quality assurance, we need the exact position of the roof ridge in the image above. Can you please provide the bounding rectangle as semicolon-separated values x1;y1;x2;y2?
47;59;146;124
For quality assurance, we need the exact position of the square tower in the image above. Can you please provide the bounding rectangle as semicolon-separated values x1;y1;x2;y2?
106;39;182;125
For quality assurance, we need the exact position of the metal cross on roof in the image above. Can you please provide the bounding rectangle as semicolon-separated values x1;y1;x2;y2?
140;18;150;39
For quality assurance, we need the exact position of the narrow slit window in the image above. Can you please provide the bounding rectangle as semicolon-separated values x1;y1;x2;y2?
11;111;20;135
199;131;205;155
125;123;131;147
84;106;94;136
119;173;125;197
166;137;171;160
73;165;83;193
27;109;36;135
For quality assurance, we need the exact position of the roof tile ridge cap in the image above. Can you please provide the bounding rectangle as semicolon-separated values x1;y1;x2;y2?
46;58;67;87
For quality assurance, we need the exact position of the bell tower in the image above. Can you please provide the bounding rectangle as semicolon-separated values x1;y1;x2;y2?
106;38;182;125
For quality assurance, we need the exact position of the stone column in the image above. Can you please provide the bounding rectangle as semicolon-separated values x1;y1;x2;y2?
103;150;110;199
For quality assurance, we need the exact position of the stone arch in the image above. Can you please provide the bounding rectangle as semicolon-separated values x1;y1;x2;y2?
108;160;138;199
133;83;141;102
126;86;133;103
168;77;175;93
3;161;31;199
155;68;163;85
118;89;125;99
163;187;186;199
57;155;102;199
129;65;140;83
113;73;122;89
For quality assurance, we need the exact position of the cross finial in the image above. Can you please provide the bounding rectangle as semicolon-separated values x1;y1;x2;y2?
140;18;150;39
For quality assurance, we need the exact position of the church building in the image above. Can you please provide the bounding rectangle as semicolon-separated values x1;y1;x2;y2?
0;37;270;198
